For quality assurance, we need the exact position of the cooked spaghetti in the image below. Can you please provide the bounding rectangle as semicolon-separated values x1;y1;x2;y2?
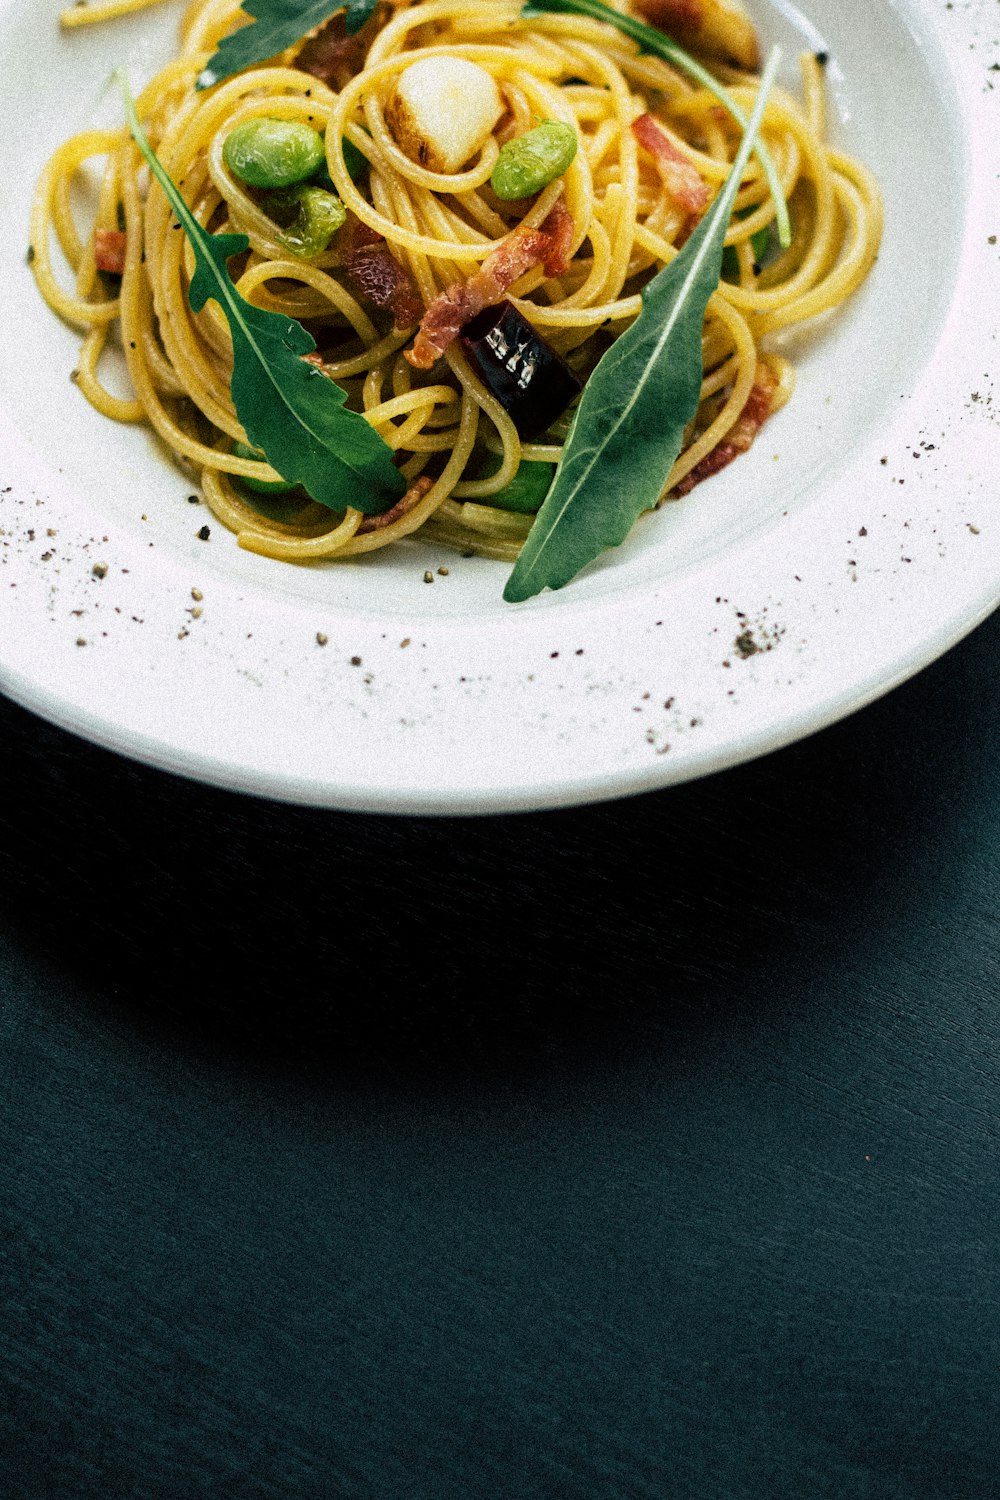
32;0;882;564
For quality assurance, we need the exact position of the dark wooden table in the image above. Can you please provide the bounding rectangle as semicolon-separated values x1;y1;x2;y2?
2;608;998;1499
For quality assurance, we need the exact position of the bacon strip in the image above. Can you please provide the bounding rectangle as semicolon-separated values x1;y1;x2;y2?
674;361;779;495
540;198;575;278
633;0;704;35
357;474;434;533
336;213;423;330
633;0;760;70
406;200;575;370
94;228;127;276
632;114;710;218
295;8;384;90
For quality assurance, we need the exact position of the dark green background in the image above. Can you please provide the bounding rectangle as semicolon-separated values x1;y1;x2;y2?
2;610;998;1499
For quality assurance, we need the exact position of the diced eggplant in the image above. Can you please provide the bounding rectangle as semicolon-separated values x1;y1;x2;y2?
459;300;581;440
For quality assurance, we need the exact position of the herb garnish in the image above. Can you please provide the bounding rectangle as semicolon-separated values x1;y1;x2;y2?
119;77;404;514
521;0;790;250
198;0;380;90
503;48;780;603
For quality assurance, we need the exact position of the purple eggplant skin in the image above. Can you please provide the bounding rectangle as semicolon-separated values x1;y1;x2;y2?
460;300;582;440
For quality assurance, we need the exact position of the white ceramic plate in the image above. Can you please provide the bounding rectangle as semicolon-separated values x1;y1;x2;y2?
0;0;996;813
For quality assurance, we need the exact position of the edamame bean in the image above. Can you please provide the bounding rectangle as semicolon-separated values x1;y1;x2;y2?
223;118;326;189
266;185;347;260
490;121;578;201
232;441;298;494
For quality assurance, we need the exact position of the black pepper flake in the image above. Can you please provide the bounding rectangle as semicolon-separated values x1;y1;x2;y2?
26;245;35;264
350;655;362;666
187;494;200;504
197;524;211;540
814;49;829;65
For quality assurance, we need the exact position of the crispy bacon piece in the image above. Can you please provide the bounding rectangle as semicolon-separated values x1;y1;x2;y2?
540;197;575;278
636;0;703;30
632;0;758;69
406;200;575;370
674;360;779;495
632;114;710;218
94;228;127;276
633;0;761;70
357;474;434;532
336;214;423;329
295;7;384;90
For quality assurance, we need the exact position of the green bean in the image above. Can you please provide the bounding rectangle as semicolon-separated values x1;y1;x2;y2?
490;121;578;201
265;184;347;260
232;441;299;494
223;118;326;189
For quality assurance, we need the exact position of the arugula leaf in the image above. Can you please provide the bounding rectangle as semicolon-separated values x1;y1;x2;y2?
721;214;777;278
466;452;555;513
503;48;780;603
119;78;404;515
521;0;790;249
198;0;380;91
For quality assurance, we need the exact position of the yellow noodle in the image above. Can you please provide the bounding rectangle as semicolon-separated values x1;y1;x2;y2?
32;0;882;567
60;0;169;29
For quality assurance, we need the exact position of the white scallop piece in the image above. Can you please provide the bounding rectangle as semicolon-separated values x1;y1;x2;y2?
387;55;504;173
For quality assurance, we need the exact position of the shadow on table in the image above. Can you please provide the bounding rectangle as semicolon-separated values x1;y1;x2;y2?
1;612;996;1079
